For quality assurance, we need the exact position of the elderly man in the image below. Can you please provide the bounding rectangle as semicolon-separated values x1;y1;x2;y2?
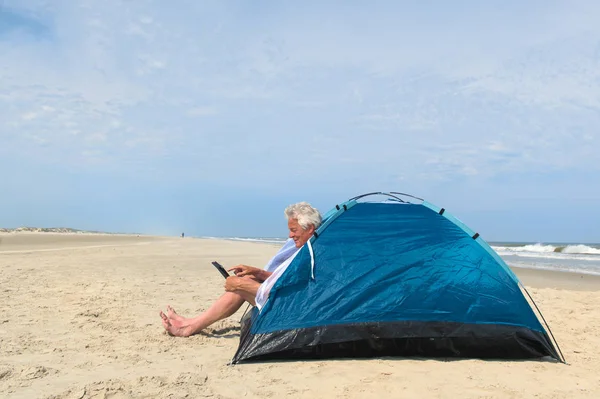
160;202;322;337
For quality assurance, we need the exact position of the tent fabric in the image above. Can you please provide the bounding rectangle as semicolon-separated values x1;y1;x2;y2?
232;197;561;363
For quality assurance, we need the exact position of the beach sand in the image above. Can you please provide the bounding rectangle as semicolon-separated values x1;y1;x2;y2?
1;233;599;398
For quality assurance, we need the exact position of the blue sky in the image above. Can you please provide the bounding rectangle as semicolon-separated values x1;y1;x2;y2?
1;1;599;243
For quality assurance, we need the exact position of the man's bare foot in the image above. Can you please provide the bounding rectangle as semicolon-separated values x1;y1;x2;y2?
159;311;195;337
166;305;186;322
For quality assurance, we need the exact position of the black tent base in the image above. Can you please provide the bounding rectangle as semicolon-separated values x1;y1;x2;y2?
232;320;561;364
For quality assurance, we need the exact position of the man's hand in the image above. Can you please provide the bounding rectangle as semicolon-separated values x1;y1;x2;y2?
228;265;268;281
224;276;243;292
223;276;260;306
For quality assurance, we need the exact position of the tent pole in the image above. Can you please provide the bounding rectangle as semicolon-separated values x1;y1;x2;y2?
520;282;567;364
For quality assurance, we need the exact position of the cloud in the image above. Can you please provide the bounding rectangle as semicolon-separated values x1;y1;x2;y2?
1;1;599;241
1;0;599;192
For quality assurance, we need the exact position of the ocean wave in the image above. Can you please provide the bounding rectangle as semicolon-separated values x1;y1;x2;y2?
561;244;600;255
491;243;600;255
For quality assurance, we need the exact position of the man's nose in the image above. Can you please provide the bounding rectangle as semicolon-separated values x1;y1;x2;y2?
288;231;294;238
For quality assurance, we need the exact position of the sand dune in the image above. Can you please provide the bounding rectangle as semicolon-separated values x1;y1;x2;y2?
1;234;599;398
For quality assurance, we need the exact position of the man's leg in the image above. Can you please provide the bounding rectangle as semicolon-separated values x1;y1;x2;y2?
160;291;245;337
232;289;257;306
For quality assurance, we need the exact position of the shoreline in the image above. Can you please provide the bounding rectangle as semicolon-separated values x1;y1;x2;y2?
513;266;600;291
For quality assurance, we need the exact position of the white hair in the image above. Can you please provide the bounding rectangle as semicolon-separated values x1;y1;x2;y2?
284;202;322;230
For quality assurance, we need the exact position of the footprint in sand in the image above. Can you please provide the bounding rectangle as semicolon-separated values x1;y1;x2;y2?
49;374;213;399
0;365;57;391
0;366;13;381
21;365;54;380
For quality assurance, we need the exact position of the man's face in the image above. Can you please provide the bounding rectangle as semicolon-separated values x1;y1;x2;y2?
288;218;315;248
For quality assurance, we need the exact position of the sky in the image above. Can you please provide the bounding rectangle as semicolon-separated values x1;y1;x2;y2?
1;1;599;243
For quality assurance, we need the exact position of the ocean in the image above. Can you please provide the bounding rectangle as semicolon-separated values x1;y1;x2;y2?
491;242;600;276
207;237;600;276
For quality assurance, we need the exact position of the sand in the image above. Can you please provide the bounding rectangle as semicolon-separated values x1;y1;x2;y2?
1;233;599;398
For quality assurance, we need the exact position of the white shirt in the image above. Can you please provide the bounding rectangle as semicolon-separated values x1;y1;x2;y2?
255;239;300;310
263;238;298;272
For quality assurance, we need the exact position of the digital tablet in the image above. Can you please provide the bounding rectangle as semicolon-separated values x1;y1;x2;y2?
211;261;230;279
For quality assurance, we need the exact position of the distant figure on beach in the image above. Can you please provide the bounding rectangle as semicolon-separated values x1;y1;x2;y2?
159;202;322;337
181;232;184;238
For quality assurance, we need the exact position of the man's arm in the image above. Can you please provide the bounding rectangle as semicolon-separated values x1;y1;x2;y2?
256;269;272;282
228;265;273;282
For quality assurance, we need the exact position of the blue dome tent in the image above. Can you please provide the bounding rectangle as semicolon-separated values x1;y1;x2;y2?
232;192;564;364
